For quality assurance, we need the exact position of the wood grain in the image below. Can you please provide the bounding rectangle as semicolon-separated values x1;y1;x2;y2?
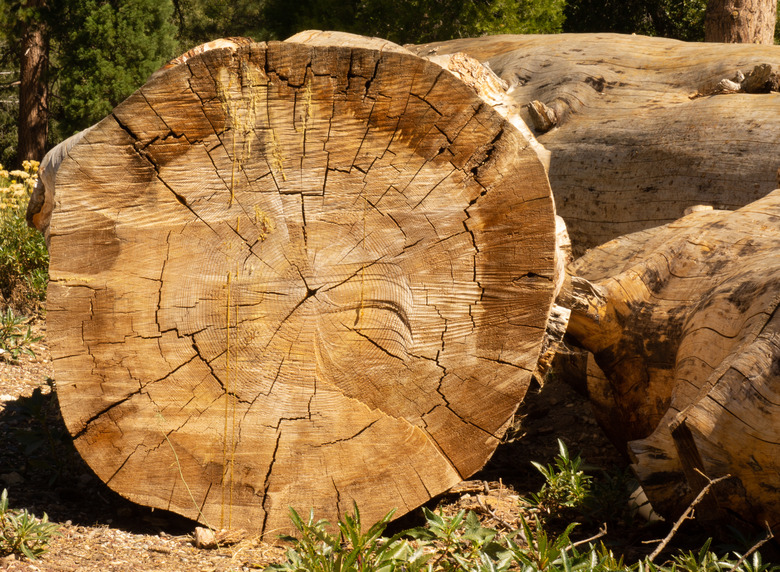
46;41;557;534
567;190;780;530
410;33;780;254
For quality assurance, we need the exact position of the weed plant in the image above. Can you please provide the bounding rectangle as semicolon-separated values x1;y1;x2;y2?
0;306;42;363
524;439;592;524
0;161;48;313
269;442;780;572
0;489;59;560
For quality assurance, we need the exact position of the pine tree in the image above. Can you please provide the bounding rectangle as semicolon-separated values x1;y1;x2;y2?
50;0;178;137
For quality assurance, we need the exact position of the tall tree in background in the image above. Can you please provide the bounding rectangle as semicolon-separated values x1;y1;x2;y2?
50;0;177;137
705;0;777;43
2;0;50;163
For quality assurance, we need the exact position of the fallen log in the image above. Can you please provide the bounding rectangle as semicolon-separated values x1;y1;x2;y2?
409;33;780;254
565;192;780;530
37;39;558;534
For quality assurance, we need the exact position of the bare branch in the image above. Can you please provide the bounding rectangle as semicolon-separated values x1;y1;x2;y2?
571;525;608;550
648;473;732;562
728;522;774;572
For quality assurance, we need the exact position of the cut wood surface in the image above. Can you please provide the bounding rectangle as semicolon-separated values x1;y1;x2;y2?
42;40;557;534
409;34;780;254
565;191;780;530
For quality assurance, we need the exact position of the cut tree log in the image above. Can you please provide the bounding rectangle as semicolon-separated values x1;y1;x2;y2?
37;39;558;534
409;34;780;254
565;190;780;531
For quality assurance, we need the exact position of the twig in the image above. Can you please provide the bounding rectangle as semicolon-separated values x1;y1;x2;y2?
475;495;515;531
571;525;607;550
728;522;774;572
648;472;731;562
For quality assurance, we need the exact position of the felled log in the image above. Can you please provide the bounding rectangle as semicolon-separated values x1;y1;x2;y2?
565;191;780;530
409;34;780;254
37;39;559;534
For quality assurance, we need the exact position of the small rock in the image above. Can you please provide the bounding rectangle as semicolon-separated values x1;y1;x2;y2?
194;526;218;549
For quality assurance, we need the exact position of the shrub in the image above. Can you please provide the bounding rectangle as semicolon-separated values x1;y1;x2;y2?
0;160;48;314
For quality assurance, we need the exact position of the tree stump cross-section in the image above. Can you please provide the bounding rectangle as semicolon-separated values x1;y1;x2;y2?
46;41;557;534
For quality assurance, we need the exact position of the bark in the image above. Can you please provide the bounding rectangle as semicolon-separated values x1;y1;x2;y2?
17;0;49;163
409;34;780;254
40;39;558;535
705;0;778;44
565;192;780;531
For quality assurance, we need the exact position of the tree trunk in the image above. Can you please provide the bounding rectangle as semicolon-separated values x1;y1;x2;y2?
705;0;777;44
565;192;780;531
40;39;558;535
409;34;780;255
17;0;48;164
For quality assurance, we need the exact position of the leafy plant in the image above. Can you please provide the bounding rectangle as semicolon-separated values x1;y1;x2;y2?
0;306;41;362
0;160;48;312
0;489;59;560
268;443;780;572
405;508;508;571
268;503;428;572
524;439;592;521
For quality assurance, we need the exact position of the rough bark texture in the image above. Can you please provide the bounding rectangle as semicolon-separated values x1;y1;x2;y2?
409;34;780;254
17;0;48;163
565;191;780;531
705;0;778;44
43;40;557;535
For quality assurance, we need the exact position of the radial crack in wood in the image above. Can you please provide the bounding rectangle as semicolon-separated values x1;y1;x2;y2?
42;39;557;535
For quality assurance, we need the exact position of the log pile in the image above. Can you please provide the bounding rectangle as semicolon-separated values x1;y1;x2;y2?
28;31;780;535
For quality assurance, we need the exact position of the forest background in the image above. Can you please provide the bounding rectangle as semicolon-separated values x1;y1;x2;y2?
0;0;777;169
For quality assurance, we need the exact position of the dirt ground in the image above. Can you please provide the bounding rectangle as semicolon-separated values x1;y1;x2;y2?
0;324;769;571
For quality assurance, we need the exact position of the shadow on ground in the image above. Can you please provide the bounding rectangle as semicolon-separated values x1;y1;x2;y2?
0;385;197;535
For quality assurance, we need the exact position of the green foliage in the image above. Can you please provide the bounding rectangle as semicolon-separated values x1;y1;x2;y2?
50;0;178;136
525;439;592;521
268;503;428;572
0;59;18;167
0;160;48;311
261;0;566;44
0;306;41;362
269;443;780;571
563;0;708;41
405;508;508;570
172;0;270;52
0;489;59;560
270;503;780;571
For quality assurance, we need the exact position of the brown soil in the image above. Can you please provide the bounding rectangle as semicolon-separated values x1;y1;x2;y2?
0;325;762;571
